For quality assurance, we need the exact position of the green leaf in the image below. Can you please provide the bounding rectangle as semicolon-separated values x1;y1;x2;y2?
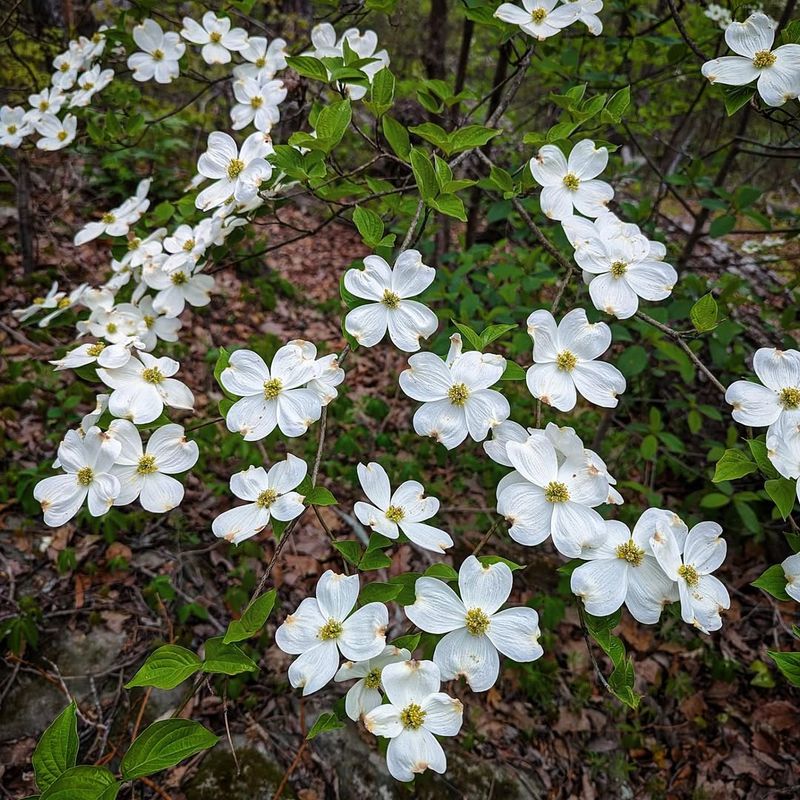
214;347;236;400
752;565;790;602
383;116;410;160
604;85;631;122
765;478;797;519
409;122;450;152
500;361;526;381
478;555;525;571
223;590;277;644
121;720;219;780
368;68;395;115
480;323;516;346
429;194;466;221
391;633;421;652
315;100;352;149
352;206;384;247
202;636;258;675
359;582;403;604
747;438;779;479
304;486;338;506
423;563;458;581
333;540;362;566
39;766;117;800
33;703;79;792
489;165;515;194
709;214;736;237
286;55;330;83
712;449;757;482
451;321;483;351
358;549;393;571
617;345;648;377
768;651;800;686
306;712;344;740
409;148;438;200
125;645;202;690
448;124;500;153
690;293;718;332
722;84;755;116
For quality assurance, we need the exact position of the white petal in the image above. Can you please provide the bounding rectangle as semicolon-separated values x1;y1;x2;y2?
625;556;678;624
398;521;453;553
557;308;611;360
433;628;499;692
725;12;774;58
506;435;558;485
222;349;269;396
526;363;577;411
497;482;552;546
344;303;388;347
413;399;468;449
400;353;452;401
275;597;326;654
381;659;441;708
139;473;184;512
551;503;603;557
288;640;340;695
339;602;388;661
212;503;269;544
344;681;383;722
753;348;800;391
725;380;780;427
464;389;510;441
386;728;446;782
267;454;307;494
316;571;359;621
357;462;391;509
570;559;629;617
420;693;463;735
572;361;625;408
567;139;607;180
230;466;268;501
387;301;437;352
363;702;403;737
588;273;640;319
405;578;465;633
701;56;759;86
391;250;435;297
458;555;511;615
684;522;726;574
572;179;614;217
486;607;543;662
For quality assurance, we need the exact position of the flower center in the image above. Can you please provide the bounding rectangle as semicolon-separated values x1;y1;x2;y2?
143;314;155;328
102;212;115;224
610;260;628;278
616;540;645;566
318;619;343;641
256;488;278;509
182;238;195;251
448;383;469;406
34;297;45;305
8;125;16;134
210;31;222;43
256;57;266;67
251;96;264;108
562;172;580;191
779;387;800;410
59;63;69;72
152;48;164;61
544;481;570;503
57;130;68;141
76;466;94;486
752;49;776;69
263;377;283;399
106;322;118;333
171;271;188;285
142;366;164;384
531;7;547;23
385;505;405;523
678;564;700;587
87;342;105;357
82;81;94;89
227;158;245;179
464;607;490;636
137;454;158;474
128;237;141;251
556;350;577;372
381;289;401;309
58;297;71;308
364;668;382;690
399;703;426;730
39;101;49;110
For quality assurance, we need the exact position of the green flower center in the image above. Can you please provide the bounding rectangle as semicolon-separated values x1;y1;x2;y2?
616;540;645;566
33;297;45;305
678;564;700;587
227;158;245;180
152;48;164;61
128;237;141;251
381;289;401;309
57;130;68;141
256;488;278;509
87;342;106;357
556;350;577;372
465;607;490;636
39;101;49;111
263;377;283;400
8;125;16;134
57;297;71;308
256;57;266;67
319;619;343;641
385;505;405;523
77;466;94;486
544;481;570;503
210;31;222;43
448;383;469;406
143;314;155;328
106;322;117;334
251;96;264;108
137;454;158;474
531;8;547;23
400;703;426;730
610;260;628;278
779;387;800;410
171;271;188;285
102;212;115;224
182;239;195;251
364;668;382;690
753;49;776;69
142;366;164;384
562;172;580;191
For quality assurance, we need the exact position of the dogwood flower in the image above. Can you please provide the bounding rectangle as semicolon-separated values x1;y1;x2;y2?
405;556;543;691
337;28;390;100
74;179;152;245
51;50;82;89
128;19;186;84
146;263;215;317
782;553;800;603
230;77;286;132
563;0;603;35
701;12;800;107
344;251;438;352
0;106;33;148
180;12;247;65
13;281;68;323
570;510;686;622
494;0;580;40
334;645;412;721
27;87;66;123
529;140;614;221
220;344;323;440
526;308;625;410
69;65;114;107
109;420;198;512
650;520;730;633
34;427;121;526
363;660;462;782
50;341;133;371
35;113;76;150
307;352;346;405
233;36;288;83
399;334;510;449
275;571;388;695
195;131;273;210
726;347;800;430
496;430;607;556
97;353;194;424
354;462;453;553
162;224;210;272
212;456;307;543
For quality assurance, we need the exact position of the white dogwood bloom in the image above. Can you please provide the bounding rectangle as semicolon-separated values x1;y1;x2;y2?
27;87;66;123
118;297;182;351
110;420;198;512
230;77;286;132
146;263;215;317
782;553;800;603
276;571;388;695
701;12;800;107
34;427;121;526
0;106;33;148
35;113;77;150
307;352;346;406
494;0;580;40
496;430;607;556
195;131;273;210
128;18;186;84
363;660;462;782
220;344;323;440
354;462;453;553
405;556;543;692
766;417;800;508
50;341;133;371
97;353;194;424
36;283;89;328
212;456;307;544
69;65;114;107
529;140;613;221
233;36;288;82
650;520;730;633
344;250;437;352
563;0;603;34
13;282;63;322
526;308;625;411
51;50;82;89
180;12;247;64
162;223;211;273
399;334;509;449
726;347;800;430
571;510;685;622
334;645;412;721
74;179;152;245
